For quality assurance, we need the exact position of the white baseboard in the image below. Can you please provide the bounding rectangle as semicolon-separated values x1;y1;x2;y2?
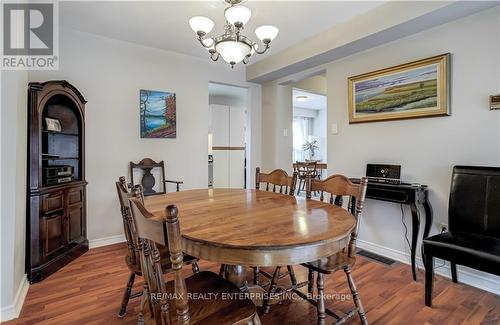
0;274;29;322
357;239;500;295
89;234;126;249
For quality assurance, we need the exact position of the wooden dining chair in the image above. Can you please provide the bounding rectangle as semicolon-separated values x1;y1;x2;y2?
115;177;198;318
294;161;318;195
128;198;259;325
255;167;298;194
300;175;369;325
254;167;300;313
130;158;183;196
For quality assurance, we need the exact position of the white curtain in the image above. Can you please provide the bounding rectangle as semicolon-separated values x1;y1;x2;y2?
293;117;312;162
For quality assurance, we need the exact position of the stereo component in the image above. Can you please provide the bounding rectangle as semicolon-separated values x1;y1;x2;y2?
366;164;401;184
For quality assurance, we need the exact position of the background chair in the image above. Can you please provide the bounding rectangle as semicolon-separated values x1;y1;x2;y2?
130;158;183;196
254;167;299;313
423;166;500;307
115;177;198;317
294;161;318;195
300;175;368;325
255;167;298;194
128;198;258;325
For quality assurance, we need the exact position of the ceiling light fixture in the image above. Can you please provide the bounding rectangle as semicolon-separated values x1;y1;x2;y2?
296;95;309;102
189;0;279;68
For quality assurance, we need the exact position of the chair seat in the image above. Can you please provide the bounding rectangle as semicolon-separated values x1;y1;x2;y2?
144;271;256;325
302;252;356;274
125;245;197;275
423;231;500;275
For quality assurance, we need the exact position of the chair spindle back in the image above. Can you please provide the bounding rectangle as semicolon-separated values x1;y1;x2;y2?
255;167;298;195
116;177;142;267
128;197;190;325
307;175;368;257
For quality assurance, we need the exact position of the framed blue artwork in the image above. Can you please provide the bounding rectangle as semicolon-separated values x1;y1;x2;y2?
139;89;176;138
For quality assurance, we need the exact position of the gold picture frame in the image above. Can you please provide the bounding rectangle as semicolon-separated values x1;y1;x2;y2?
348;53;450;123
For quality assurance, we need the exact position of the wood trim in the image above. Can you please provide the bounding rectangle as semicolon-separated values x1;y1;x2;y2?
212;146;246;151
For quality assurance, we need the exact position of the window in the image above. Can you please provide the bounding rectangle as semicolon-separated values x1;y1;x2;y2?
293;116;314;162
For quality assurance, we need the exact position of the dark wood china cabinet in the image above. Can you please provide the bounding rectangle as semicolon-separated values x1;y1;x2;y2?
26;80;88;283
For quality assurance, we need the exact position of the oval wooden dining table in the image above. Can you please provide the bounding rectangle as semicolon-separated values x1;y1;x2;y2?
144;188;355;306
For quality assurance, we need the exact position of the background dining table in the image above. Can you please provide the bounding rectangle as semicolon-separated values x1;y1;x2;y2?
144;188;355;306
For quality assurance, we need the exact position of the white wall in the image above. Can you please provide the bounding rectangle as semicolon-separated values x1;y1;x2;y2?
1;70;29;320
314;108;327;162
261;82;293;172
326;6;500;290
27;27;261;243
261;7;500;292
290;75;327;94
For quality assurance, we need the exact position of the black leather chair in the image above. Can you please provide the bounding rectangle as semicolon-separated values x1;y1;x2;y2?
423;166;500;307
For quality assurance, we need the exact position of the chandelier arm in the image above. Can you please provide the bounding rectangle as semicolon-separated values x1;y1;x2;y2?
252;42;270;55
210;52;219;62
198;36;215;49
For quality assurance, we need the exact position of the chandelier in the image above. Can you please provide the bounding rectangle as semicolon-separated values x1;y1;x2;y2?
188;0;279;68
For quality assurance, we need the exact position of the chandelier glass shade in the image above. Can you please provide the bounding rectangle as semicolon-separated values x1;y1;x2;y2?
224;5;252;25
189;16;214;35
188;0;278;68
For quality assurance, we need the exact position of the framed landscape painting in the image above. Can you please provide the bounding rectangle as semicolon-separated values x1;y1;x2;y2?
139;89;176;138
348;53;450;123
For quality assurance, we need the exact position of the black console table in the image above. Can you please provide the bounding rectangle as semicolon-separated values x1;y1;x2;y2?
351;179;433;281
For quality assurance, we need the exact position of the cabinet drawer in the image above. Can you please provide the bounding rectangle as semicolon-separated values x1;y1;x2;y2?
67;188;83;205
42;191;64;214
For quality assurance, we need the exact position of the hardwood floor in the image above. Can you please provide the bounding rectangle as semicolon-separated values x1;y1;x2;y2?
4;243;499;325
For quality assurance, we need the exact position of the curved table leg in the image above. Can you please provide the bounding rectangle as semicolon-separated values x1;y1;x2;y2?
409;203;420;281
421;197;433;268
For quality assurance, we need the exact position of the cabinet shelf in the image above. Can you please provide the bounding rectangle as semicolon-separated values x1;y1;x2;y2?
42;157;79;161
42;130;79;136
42;154;79;160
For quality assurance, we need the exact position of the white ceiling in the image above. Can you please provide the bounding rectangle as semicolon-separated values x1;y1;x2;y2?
60;1;385;64
293;89;326;110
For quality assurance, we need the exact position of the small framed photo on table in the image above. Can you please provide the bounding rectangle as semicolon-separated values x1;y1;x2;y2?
44;117;62;132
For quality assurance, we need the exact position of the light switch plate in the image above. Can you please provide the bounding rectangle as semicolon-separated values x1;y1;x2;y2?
331;123;338;135
283;128;288;137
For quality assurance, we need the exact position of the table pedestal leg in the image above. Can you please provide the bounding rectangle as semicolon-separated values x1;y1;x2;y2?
224;265;265;307
225;265;248;292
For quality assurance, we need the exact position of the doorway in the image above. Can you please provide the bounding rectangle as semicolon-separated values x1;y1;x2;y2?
292;88;327;163
208;82;248;188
